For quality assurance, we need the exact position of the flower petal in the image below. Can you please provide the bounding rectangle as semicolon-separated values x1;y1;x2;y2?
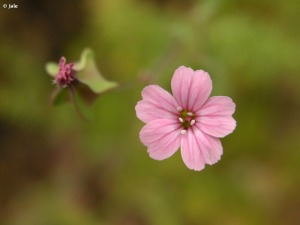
140;119;181;160
135;100;177;124
180;127;223;171
180;129;205;171
196;96;236;138
171;66;194;109
191;127;223;165
197;96;236;116
188;70;212;111
136;85;178;123
171;66;212;111
196;115;236;138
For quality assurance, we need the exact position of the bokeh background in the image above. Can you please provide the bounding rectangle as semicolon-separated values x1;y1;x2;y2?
0;0;300;224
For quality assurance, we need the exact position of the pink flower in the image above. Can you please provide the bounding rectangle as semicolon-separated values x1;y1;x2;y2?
135;66;236;171
54;57;75;88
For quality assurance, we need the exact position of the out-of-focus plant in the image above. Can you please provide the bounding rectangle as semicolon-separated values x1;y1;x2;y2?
45;48;118;119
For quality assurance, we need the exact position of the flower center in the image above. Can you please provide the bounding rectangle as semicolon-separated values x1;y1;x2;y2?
177;107;196;134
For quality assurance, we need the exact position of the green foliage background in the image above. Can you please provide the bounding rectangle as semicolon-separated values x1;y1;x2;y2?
0;0;299;224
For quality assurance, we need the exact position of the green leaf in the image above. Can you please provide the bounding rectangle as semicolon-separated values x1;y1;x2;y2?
45;62;59;77
74;48;118;94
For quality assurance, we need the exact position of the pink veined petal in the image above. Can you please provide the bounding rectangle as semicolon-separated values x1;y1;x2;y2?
140;119;181;160
191;127;223;165
171;66;194;109
136;85;179;123
196;96;236;137
197;96;236;116
196;115;236;138
180;129;205;171
188;70;212;112
180;127;223;171
135;100;178;123
142;85;178;113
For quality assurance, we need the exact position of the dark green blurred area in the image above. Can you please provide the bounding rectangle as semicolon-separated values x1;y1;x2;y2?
0;0;300;224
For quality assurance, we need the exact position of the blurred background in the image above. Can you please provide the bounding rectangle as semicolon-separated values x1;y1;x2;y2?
0;0;300;224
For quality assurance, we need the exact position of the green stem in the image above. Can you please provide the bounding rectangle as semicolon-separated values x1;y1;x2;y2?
69;85;89;122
